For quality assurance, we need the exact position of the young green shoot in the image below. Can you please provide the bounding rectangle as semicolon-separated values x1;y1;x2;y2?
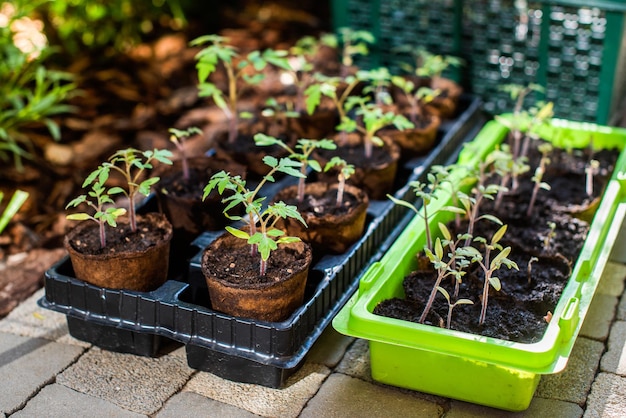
419;230;472;324
391;75;439;124
88;148;173;233
526;143;552;217
393;46;463;80
0;190;29;235
323;28;375;78
586;159;600;198
543;222;557;253
65;177;127;249
361;67;392;106
203;156;306;276
466;225;519;325
436;286;474;330
191;34;289;143
254;133;336;202
527;256;539;285
341;95;413;158
168;126;203;181
387;166;448;251
324;156;356;207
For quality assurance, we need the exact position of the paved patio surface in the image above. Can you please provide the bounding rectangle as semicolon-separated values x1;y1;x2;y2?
2;247;626;417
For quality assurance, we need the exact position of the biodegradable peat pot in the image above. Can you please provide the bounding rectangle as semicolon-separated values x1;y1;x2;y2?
289;108;339;140
157;156;246;236
317;133;401;200
272;182;369;254
381;112;441;157
213;128;291;177
426;76;463;119
64;212;173;292
333;119;626;411
201;231;313;322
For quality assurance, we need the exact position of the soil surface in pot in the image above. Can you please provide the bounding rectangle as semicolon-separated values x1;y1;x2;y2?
375;143;619;343
203;240;310;286
280;187;362;218
67;217;171;256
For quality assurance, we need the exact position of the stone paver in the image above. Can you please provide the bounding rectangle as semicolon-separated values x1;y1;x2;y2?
0;332;84;415
156;391;260;417
600;321;626;375
306;327;354;368
446;397;583;417
584;373;626;418
11;384;146;418
300;373;443;417
536;337;604;405
580;294;619;341
334;338;371;381
596;262;626;297
184;362;329;418
0;288;86;346
57;346;194;415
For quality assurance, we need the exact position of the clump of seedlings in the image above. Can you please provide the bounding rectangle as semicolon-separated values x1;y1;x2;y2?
203;156;306;276
526;143;552;217
66;148;173;247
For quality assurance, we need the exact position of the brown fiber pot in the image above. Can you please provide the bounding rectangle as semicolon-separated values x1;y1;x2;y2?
63;212;173;292
272;182;369;254
201;232;313;322
383;112;441;157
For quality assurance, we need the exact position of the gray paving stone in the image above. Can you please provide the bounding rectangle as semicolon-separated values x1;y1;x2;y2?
580;293;618;341
536;337;604;405
11;384;146;418
597;262;626;297
447;397;582;417
0;332;84;415
600;321;626;375
156;391;260;417
300;373;443;417
334;338;371;381
306;327;354;368
0;288;84;346
617;291;626;321
57;346;194;415
184;362;329;418
584;373;626;418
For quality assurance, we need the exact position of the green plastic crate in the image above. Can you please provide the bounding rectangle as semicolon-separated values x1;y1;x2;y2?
331;0;626;124
332;119;626;410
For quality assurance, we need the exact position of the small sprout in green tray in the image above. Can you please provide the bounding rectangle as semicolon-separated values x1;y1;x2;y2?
586;159;600;197
436;286;474;330
387;165;448;251
203;156;306;276
526;143;552;217
465;225;519;326
324;156;355;207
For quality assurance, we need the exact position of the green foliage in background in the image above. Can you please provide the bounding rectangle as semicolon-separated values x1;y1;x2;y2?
0;0;75;170
39;0;187;57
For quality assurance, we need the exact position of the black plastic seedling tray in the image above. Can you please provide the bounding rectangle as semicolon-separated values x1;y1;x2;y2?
39;95;486;387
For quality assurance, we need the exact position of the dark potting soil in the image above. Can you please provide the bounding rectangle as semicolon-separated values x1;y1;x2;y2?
67;218;171;256
158;166;209;198
280;188;362;218
318;141;395;169
203;242;310;286
374;143;619;343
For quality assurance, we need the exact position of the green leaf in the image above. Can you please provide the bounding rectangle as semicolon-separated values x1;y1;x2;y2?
66;213;92;221
491;224;508;245
226;226;250;240
488;276;501;291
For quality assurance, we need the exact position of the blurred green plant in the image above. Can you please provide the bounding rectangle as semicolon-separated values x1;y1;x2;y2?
38;0;187;57
0;0;76;170
0;190;29;235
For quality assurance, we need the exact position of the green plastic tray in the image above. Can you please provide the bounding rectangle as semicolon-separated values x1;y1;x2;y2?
331;0;626;124
332;119;626;410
